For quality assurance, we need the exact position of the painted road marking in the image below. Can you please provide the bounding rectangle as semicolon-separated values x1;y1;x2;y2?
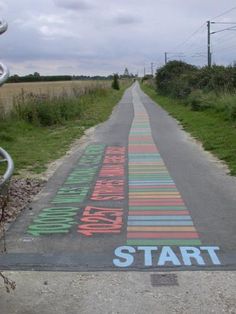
126;87;202;246
24;85;223;269
113;246;221;267
78;146;126;236
27;144;105;236
28;145;127;237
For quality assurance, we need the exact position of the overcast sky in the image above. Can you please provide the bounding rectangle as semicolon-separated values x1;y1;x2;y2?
1;0;236;76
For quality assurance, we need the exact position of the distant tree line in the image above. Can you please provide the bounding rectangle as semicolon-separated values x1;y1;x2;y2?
7;72;72;83
6;72;115;83
6;68;136;84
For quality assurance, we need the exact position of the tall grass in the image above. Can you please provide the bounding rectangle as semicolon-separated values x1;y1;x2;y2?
0;80;112;112
4;85;108;126
184;90;236;121
0;80;131;174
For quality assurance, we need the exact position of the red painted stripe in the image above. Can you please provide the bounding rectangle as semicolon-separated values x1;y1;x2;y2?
127;232;199;239
129;210;189;215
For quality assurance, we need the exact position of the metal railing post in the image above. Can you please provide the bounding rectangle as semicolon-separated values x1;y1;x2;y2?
0;18;14;221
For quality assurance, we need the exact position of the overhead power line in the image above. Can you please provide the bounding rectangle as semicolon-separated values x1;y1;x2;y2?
211;26;236;35
211;22;236;25
165;6;236;67
211;6;236;20
172;23;206;51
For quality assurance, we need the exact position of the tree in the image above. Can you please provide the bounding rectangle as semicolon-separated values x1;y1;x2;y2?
123;67;129;77
33;72;40;78
111;74;120;90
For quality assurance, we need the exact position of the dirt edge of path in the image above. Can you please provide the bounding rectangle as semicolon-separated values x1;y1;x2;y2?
0;126;97;235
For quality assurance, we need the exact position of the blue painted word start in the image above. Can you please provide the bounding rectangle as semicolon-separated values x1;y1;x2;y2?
113;246;221;267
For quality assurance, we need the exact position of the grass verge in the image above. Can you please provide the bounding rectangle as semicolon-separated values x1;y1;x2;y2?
141;83;236;175
0;83;130;175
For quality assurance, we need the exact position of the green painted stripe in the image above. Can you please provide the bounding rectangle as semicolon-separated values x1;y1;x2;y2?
126;239;202;245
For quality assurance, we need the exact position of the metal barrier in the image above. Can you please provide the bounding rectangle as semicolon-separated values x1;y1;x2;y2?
0;147;14;187
0;19;13;221
0;148;14;221
0;62;9;86
0;20;9;86
0;147;14;222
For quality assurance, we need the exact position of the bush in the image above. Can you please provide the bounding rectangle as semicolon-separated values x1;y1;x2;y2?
154;61;236;118
186;90;213;111
155;61;197;97
112;74;120;90
156;62;236;96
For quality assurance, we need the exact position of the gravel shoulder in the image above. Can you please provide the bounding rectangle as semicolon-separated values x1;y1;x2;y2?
0;271;235;314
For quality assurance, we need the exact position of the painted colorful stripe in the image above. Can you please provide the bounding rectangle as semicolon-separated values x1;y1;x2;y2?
126;87;201;246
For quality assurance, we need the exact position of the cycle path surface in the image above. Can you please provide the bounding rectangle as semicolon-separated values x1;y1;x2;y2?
1;82;236;271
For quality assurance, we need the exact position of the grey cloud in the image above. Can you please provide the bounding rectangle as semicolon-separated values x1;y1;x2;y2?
54;0;92;11
2;0;236;76
113;14;142;25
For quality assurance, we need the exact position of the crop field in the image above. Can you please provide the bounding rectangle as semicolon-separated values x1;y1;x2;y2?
0;78;131;174
0;80;111;111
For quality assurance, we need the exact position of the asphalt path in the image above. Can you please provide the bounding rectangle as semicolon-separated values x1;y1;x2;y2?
1;82;236;271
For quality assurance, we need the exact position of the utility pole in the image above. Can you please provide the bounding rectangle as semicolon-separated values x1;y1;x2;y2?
207;21;212;67
143;67;146;77
207;21;236;67
151;62;154;76
165;52;168;65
